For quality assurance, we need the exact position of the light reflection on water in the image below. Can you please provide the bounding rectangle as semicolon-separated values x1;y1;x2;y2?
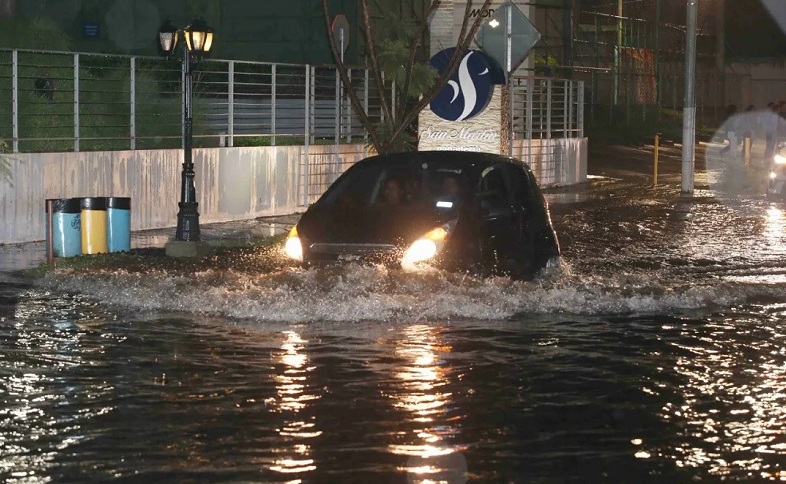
268;330;320;475
4;172;786;481
388;324;467;483
653;310;786;480
2;287;786;481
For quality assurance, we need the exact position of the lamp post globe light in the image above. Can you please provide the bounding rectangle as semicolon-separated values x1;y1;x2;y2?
158;18;214;257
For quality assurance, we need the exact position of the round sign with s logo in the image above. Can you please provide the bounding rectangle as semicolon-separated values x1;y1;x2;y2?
428;48;502;122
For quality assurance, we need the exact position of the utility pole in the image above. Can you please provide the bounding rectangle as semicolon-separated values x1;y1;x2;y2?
715;0;725;110
613;0;622;105
682;0;698;195
562;0;573;71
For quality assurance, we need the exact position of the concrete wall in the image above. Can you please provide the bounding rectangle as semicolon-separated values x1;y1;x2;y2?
0;144;368;245
727;62;786;109
0;139;586;245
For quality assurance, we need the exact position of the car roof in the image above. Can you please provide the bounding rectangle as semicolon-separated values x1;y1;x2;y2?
354;150;532;172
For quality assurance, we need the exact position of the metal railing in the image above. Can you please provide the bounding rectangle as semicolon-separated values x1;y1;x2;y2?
0;48;380;154
512;77;585;140
0;48;586;156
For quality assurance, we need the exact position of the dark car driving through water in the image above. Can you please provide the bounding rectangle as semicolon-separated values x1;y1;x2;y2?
284;151;560;280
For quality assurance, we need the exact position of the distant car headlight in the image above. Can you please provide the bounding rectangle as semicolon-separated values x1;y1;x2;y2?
775;154;786;165
284;226;303;261
401;221;456;269
771;172;778;180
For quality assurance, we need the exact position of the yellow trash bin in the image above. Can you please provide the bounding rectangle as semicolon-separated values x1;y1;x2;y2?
80;197;108;255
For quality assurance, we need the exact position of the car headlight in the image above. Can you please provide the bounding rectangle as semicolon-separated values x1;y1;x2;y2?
775;154;786;165
401;221;456;268
284;226;303;261
771;172;778;180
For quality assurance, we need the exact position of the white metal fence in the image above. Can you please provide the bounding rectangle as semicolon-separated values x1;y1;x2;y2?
1;48;585;153
511;76;584;140
0;48;586;201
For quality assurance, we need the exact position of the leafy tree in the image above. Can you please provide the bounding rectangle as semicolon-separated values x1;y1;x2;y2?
321;0;493;154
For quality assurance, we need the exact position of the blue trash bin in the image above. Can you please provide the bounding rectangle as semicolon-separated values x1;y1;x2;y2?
106;197;131;252
46;198;82;257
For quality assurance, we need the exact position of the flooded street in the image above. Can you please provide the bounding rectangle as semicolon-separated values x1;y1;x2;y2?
2;145;786;482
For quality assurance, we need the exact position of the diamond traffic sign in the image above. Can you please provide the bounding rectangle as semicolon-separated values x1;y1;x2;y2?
474;0;541;73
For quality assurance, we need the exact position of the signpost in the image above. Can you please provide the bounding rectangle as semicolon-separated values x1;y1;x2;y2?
475;1;541;156
331;15;350;180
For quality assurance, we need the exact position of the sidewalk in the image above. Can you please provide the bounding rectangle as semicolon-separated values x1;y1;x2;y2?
0;213;302;273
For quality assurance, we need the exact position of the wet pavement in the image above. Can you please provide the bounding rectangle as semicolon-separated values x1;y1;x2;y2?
0;214;302;274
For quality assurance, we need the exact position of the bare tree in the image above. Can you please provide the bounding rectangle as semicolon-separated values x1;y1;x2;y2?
321;0;494;154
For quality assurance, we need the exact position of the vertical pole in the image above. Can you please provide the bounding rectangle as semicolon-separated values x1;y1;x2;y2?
304;65;311;205
380;72;385;124
506;2;513;156
130;57;136;150
175;47;200;241
562;79;573;138
716;0;725;111
333;31;344;181
562;0;572;70
546;80;552;139
271;64;276;146
578;80;585;138
335;59;342;182
334;64;340;182
364;69;369;148
181;54;186;150
655;0;661;121
744;137;751;165
526;77;534;161
11;50;18;153
309;66;315;145
653;132;659;186
334;55;340;148
228;60;235;147
346;68;352;144
682;0;698;196
613;0;622;106
391;80;396;122
73;54;79;152
509;82;514;156
593;8;599;121
46;199;54;267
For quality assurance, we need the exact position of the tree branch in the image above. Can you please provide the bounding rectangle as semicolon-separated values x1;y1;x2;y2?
360;0;394;129
388;0;495;145
321;0;383;152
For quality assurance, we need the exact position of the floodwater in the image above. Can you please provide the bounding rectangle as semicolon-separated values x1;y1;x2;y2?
2;145;786;482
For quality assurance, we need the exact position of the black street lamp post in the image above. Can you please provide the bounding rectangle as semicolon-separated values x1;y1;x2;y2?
158;19;214;245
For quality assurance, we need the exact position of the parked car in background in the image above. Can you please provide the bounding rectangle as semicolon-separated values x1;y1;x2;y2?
284;151;560;280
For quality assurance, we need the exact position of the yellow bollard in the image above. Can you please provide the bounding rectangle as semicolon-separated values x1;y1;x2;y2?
744;137;751;165
653;133;660;186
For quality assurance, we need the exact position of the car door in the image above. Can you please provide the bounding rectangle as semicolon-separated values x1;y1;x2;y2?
504;163;540;271
477;164;520;272
505;163;559;272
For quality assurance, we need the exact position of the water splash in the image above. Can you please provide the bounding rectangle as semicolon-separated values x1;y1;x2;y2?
32;255;786;323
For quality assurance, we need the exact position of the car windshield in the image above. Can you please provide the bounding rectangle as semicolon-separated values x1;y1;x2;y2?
321;159;470;211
